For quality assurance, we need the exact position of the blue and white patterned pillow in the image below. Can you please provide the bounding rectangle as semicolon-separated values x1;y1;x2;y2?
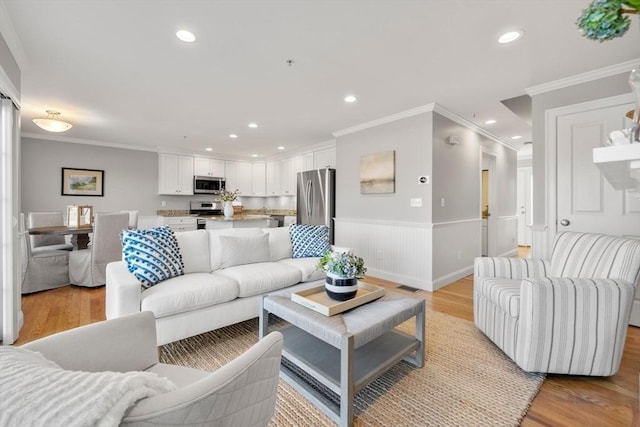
290;224;330;258
121;226;184;289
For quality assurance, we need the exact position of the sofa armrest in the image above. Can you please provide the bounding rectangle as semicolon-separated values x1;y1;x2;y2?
106;261;142;319
515;277;635;375
473;257;550;286
22;312;159;373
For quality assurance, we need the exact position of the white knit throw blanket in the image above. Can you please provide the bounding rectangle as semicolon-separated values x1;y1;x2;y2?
0;346;176;427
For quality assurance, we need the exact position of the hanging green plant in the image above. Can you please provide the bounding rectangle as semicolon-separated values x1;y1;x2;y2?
576;0;639;41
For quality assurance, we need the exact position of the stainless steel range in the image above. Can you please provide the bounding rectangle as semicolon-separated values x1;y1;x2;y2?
189;201;223;229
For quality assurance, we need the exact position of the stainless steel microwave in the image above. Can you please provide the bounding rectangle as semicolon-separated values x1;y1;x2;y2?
193;176;226;194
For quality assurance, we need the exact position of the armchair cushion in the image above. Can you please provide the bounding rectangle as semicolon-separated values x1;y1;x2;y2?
0;346;175;427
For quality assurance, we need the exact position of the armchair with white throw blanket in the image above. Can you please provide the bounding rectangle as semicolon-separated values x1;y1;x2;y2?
3;311;283;426
474;231;640;376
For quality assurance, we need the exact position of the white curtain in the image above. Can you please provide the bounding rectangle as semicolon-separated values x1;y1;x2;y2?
1;95;22;345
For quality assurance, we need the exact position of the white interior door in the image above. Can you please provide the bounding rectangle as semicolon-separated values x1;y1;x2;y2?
556;103;640;236
556;100;640;326
517;167;532;246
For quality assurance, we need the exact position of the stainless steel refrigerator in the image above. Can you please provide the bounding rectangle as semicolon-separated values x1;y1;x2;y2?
296;168;336;243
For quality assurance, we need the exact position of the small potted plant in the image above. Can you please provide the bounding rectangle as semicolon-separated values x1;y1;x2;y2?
317;250;367;301
219;189;240;217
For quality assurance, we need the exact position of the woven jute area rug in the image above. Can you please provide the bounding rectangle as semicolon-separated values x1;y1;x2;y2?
160;310;544;426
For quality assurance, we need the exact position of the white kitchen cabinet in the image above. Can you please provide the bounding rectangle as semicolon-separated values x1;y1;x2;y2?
225;161;253;196
158;153;194;195
266;161;280;196
280;157;295;196
294;153;314;174
251;162;266;196
160;216;197;232
194;157;225;177
313;147;336;169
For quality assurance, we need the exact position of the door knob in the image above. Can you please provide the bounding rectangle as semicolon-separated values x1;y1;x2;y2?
560;218;570;226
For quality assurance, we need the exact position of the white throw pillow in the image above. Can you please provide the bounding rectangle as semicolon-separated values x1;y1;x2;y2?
261;227;293;261
208;228;264;270
219;233;271;268
175;230;211;273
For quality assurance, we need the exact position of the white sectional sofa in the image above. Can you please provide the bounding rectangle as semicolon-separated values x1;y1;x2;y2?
106;227;326;345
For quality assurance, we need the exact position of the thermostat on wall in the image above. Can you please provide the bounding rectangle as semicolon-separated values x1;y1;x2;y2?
418;175;430;184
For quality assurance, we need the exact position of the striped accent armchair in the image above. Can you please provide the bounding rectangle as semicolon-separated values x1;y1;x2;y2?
474;231;640;376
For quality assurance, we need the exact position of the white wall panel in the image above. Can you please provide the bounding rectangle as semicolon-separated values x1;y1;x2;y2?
495;215;518;258
431;219;481;289
335;218;433;291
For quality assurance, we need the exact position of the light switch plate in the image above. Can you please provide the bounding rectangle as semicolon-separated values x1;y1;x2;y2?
410;198;422;207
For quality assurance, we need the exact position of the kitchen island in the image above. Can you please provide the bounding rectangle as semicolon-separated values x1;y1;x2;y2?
204;214;275;229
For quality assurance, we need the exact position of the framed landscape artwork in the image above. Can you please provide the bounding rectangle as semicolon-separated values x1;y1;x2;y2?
360;150;395;194
61;167;104;196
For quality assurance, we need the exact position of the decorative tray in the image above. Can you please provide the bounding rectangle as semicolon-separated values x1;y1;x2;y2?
291;282;385;316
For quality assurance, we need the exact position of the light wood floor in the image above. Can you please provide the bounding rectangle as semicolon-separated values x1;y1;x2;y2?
14;248;640;426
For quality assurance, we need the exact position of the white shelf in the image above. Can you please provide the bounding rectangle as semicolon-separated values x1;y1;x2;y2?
593;144;640;192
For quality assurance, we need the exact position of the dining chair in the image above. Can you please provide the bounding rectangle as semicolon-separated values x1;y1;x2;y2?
120;210;139;229
28;211;73;253
69;212;129;287
20;213;70;294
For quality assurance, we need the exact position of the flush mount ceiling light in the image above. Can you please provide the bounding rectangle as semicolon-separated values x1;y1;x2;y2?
32;110;73;132
248;123;258;128
498;29;524;44
176;30;195;42
277;146;285;150
205;147;213;151
344;95;357;103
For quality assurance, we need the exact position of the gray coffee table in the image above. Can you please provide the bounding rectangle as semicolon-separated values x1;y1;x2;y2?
259;281;425;427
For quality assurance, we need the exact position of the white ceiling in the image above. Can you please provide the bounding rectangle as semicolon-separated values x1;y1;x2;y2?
2;0;638;160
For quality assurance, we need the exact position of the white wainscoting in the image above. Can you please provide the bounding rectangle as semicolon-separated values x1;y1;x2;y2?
495;215;518;258
530;225;548;259
431;219;482;290
334;218;433;291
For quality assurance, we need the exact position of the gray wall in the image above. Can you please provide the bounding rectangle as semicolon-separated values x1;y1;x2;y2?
21;138;193;217
0;34;20;92
336;113;433;223
531;73;631;226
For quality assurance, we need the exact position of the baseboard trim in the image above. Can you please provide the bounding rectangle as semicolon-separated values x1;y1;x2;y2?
366;268;433;292
432;265;474;291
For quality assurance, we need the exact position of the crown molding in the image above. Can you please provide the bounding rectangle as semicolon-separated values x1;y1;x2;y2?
432;104;518;151
332;102;516;151
21;132;158;153
0;1;29;71
332;104;435;137
525;59;640;96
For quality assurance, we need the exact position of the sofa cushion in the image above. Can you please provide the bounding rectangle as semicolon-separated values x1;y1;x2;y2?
175;230;211;274
476;277;521;318
208;228;264;271
290;224;330;258
278;257;326;282
261;227;293;261
219;233;271;268
121;226;184;289
216;262;302;297
140;273;239;318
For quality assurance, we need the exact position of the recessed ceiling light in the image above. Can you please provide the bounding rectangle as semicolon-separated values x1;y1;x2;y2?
498;30;524;44
277;146;285;150
229;134;238;139
248;123;258;128
511;135;523;140
251;154;258;158
205;147;213;152
176;30;196;42
344;95;357;103
485;119;497;125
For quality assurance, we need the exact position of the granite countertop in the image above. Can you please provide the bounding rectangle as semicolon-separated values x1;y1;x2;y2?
203;214;274;221
156;210;194;217
244;209;297;216
157;209;296;217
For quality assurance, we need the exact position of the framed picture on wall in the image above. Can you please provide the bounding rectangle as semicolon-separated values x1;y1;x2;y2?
61;167;104;196
360;150;395;194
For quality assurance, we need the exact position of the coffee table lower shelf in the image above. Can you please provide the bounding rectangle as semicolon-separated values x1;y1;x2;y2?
278;325;420;425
